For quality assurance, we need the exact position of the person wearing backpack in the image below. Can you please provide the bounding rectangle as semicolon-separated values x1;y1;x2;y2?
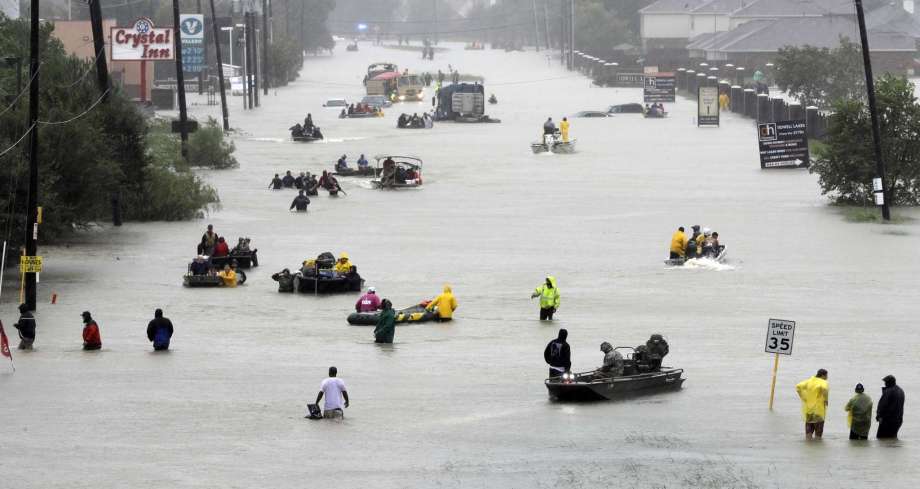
544;329;571;378
146;309;174;351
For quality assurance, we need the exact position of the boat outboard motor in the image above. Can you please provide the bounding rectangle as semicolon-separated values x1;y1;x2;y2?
543;133;555;146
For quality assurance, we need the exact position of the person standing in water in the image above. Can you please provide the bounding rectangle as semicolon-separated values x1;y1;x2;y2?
844;383;873;440
426;284;458;322
147;309;174;351
374;299;396;344
796;369;829;439
315;366;349;419
544;329;571;378
81;311;102;350
876;375;905;439
532;276;560;320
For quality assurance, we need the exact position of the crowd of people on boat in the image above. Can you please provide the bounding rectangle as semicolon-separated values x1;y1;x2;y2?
271;252;363;293
644;103;666;117
290;113;323;139
378;156;420;187
341;103;382;118
397;112;433;129
669;225;722;260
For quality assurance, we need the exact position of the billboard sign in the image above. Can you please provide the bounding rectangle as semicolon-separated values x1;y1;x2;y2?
698;86;719;127
757;120;809;169
643;72;675;103
111;18;174;61
180;14;206;73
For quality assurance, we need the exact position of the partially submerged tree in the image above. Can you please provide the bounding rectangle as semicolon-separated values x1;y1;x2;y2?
811;75;920;205
775;38;866;108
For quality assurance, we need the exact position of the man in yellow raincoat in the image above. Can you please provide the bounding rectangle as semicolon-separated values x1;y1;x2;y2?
670;226;688;259
334;252;353;273
217;264;238;288
532;276;561;320
796;369;829;439
426;284;458;322
560;117;570;142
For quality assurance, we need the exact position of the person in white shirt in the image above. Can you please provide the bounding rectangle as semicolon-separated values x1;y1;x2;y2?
315;366;350;419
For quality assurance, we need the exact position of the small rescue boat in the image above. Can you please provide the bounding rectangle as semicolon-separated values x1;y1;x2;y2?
532;134;576;154
545;367;685;401
664;246;726;266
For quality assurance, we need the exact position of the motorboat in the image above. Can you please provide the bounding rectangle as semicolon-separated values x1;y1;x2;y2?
532;133;576;154
546;367;685;401
664;245;726;266
371;155;423;189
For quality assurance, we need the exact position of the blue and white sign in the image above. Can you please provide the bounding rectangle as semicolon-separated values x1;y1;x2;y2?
179;14;206;73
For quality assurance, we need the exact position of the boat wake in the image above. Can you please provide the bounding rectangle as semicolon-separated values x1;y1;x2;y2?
675;257;735;271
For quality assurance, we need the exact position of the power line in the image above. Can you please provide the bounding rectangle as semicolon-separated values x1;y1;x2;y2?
0;124;35;159
37;88;111;125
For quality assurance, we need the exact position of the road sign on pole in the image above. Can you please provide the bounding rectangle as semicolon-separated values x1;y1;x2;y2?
19;255;42;273
766;318;795;410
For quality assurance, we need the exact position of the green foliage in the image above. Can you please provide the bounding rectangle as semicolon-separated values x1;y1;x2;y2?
775;38;866;108
267;35;304;87
811;75;920;206
187;117;238;169
575;0;632;55
0;16;218;251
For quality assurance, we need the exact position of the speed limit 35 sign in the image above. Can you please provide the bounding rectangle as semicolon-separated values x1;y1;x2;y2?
765;318;795;355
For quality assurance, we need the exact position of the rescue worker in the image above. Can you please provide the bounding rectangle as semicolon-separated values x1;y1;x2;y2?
796;369;829;439
543;329;571;378
290;190;310;212
13;303;36;350
81;311;102;351
670;226;688;259
374;299;396;344
686;225;702;259
282;170;296;188
271;268;295;293
645;334;669;370
357;154;369;170
269;173;283;190
356;287;382;313
304;113;314;132
426;284;458;322
531;276;560;320
334;253;353;274
200;224;218;255
844;383;873;440
218;264;237;287
543;117;556;136
336;155;349;172
598;342;624;376
146;308;174;351
718;92;729;110
560;117;570;142
876;375;905;439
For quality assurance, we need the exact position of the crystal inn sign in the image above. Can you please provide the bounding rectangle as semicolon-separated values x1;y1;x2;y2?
111;17;175;60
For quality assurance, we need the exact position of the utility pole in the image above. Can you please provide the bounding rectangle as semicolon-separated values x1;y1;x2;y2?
245;12;254;109
253;25;260;106
197;0;204;95
24;0;39;311
854;0;890;220
569;0;575;71
543;0;550;51
173;0;190;159
532;0;540;51
88;0;111;102
262;0;269;94
560;0;566;66
210;0;229;130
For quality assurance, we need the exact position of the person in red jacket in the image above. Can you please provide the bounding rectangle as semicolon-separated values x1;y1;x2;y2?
81;311;102;350
212;237;230;257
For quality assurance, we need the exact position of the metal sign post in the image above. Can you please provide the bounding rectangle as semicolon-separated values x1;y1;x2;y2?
765;318;795;410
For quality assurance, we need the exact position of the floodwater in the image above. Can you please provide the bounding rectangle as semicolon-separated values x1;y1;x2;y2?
2;42;919;489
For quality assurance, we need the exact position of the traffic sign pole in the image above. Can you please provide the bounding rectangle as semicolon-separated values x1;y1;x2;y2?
769;352;779;410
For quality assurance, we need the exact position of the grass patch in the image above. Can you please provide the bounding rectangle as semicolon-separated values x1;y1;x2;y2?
839;206;913;224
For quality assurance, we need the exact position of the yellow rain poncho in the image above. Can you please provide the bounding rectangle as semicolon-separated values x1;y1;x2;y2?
796;376;829;423
218;268;238;288
560;119;570;142
426;284;458;319
670;229;688;256
334;252;353;273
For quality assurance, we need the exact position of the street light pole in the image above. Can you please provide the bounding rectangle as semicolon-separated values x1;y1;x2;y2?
854;0;890;220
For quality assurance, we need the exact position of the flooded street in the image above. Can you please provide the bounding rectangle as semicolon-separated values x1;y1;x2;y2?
2;42;919;488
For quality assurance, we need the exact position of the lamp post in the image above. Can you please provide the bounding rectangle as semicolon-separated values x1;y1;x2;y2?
221;26;234;66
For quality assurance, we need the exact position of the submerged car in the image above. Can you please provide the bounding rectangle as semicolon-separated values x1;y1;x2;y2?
573;111;611;118
361;95;392;108
323;98;348;108
608;103;644;114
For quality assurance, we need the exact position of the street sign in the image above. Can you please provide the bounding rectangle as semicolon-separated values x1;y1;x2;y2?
698;86;719;127
19;255;42;273
180;14;206;73
757;120;809;169
643;73;675;103
765;318;795;355
171;119;199;133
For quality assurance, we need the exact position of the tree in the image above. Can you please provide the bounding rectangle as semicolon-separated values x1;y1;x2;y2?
811;75;920;205
775;38;865;108
575;0;631;56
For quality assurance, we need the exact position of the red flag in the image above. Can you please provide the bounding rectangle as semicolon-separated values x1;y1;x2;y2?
0;320;13;363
